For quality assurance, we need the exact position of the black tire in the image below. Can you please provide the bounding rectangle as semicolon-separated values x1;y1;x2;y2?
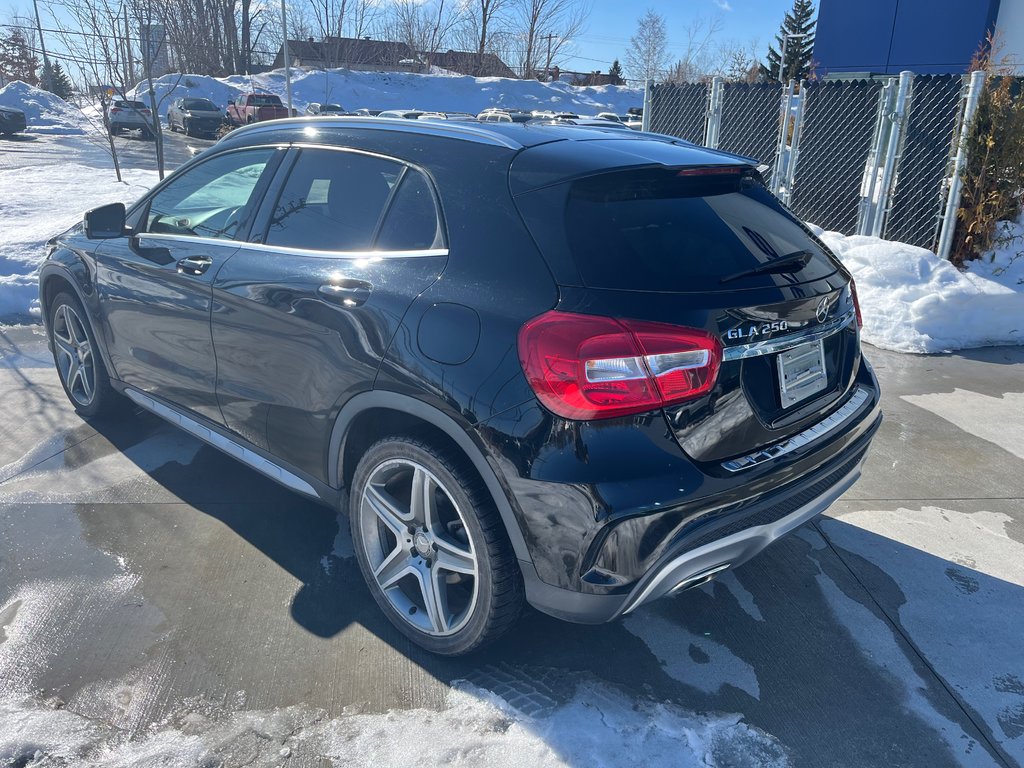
48;291;120;418
183;118;191;136
349;436;523;655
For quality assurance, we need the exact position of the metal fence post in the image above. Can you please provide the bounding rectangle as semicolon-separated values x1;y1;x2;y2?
641;79;652;132
772;80;796;195
935;70;986;260
858;79;895;235
705;76;724;148
783;80;808;206
871;71;914;238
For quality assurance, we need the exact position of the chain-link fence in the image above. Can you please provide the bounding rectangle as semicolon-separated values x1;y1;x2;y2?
648;82;707;144
883;75;964;248
644;73;984;257
789;80;884;235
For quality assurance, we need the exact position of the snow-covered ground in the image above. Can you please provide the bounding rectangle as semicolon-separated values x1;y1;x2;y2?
0;81;95;135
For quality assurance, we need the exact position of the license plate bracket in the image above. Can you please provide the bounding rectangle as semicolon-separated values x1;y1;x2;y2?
777;340;828;408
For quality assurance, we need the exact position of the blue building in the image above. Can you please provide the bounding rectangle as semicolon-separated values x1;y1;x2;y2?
812;0;1024;77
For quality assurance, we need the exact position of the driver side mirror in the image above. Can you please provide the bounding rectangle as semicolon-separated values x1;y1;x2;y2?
84;202;126;239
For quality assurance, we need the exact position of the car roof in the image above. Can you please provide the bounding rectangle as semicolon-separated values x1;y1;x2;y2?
217;117;754;190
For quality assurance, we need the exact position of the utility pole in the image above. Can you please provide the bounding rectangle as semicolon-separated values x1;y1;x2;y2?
541;32;557;80
31;0;50;88
778;32;811;84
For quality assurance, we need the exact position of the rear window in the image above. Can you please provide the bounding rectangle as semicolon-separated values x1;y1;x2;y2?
115;100;147;109
251;95;280;105
564;169;838;292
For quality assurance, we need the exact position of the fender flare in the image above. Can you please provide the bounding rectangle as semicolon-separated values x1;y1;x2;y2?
329;389;533;564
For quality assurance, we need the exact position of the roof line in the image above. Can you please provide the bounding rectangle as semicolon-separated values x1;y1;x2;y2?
224;116;524;150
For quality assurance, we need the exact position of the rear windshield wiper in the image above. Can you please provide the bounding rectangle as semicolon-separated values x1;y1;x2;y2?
719;250;814;284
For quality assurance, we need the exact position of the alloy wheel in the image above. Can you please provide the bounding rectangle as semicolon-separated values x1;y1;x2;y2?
358;459;479;636
52;303;95;407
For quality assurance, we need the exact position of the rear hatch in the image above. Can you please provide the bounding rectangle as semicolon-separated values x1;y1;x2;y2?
513;150;862;467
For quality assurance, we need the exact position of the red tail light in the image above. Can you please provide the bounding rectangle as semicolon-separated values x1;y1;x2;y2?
110;107;121;113
850;279;863;328
517;311;722;420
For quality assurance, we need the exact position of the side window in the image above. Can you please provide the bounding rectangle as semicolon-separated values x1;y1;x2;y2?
375;170;442;251
264;149;403;251
145;149;273;240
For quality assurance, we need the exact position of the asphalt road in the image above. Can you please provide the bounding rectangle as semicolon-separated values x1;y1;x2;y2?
1;325;1022;767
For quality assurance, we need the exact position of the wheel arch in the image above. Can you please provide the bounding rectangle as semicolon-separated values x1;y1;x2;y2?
39;262;117;379
330;391;533;565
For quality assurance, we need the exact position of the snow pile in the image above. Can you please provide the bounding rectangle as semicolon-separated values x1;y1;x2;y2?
0;162;158;321
811;223;1024;353
130;69;642;119
0;679;788;767
0;81;93;135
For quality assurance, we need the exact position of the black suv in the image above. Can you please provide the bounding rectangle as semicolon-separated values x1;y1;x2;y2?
40;118;881;655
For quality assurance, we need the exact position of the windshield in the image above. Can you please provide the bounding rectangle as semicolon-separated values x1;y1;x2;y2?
184;98;217;111
562;169;839;292
321;104;343;111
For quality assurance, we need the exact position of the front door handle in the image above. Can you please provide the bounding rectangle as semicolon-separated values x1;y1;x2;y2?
177;256;213;276
318;279;373;308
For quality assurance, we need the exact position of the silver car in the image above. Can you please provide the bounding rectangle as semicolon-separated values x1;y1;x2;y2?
107;99;152;137
168;97;224;137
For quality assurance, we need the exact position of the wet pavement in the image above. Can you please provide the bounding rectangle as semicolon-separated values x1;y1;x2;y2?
0;325;1022;767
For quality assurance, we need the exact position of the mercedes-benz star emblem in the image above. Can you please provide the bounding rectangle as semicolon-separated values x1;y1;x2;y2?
816;295;833;323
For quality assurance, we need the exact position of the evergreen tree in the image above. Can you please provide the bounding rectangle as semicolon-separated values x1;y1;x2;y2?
42;60;74;100
760;0;816;83
608;59;624;83
0;28;40;86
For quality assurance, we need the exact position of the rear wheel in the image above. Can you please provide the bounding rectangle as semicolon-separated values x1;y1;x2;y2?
350;437;523;655
48;292;119;418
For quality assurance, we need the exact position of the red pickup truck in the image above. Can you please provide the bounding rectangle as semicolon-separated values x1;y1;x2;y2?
226;93;291;125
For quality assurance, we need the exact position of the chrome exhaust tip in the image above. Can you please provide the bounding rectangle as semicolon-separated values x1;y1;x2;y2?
667;563;731;595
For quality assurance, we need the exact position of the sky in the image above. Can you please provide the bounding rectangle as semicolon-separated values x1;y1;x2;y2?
0;0;798;80
560;0;796;73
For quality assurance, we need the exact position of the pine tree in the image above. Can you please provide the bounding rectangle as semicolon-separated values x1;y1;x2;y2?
608;59;624;83
42;60;74;100
761;0;816;83
0;29;40;86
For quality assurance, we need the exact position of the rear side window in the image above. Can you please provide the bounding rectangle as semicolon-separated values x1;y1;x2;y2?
563;169;838;292
264;148;440;252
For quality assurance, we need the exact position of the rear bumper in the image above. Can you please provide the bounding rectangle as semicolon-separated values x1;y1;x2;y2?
0;111;27;133
520;414;878;623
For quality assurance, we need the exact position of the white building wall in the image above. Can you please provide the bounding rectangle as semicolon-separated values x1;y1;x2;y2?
996;0;1024;73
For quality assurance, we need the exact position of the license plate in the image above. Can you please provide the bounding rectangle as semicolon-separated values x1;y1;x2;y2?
777;341;827;408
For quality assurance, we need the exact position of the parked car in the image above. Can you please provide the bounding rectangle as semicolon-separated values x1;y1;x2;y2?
226;93;290;125
305;102;349;116
417;112;477;122
352;108;382;116
377;109;426;120
477;109;532;123
167;97;224;137
0;105;27;135
596;112;641;129
41;118;881;656
107;99;152;137
542;117;632;130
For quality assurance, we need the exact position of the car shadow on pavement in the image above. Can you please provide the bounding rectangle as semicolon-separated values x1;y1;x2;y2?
0;133;38;142
61;410;1019;768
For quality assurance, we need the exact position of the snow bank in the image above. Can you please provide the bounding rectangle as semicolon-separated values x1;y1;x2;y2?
130;68;643;119
0;678;788;767
0;81;93;135
811;223;1024;353
0;162;158;320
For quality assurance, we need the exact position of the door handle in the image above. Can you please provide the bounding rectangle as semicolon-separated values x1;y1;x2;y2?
177;256;213;276
318;279;373;308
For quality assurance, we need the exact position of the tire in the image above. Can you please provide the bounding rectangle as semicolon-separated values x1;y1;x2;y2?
48;292;120;418
183;118;191;136
350;436;523;655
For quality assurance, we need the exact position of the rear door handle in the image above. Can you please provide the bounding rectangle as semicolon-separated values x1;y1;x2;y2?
177;256;213;276
318;279;373;308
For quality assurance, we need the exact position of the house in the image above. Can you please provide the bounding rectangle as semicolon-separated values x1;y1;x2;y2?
544;68;624;87
813;0;1024;77
272;37;422;72
421;49;516;78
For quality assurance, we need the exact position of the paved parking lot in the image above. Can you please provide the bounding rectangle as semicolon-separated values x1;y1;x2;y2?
1;323;1022;767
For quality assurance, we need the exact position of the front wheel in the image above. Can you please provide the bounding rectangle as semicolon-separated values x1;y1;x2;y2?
350;437;523;655
48;292;119;418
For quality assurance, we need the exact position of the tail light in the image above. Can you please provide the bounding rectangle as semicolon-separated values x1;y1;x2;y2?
849;279;863;328
518;311;722;420
141;109;151;115
110;107;121;113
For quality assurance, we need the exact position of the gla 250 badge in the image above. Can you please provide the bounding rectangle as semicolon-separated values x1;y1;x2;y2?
725;320;789;341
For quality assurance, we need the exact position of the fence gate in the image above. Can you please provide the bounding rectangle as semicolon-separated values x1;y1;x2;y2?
883;75;964;249
788;80;884;234
648;82;708;144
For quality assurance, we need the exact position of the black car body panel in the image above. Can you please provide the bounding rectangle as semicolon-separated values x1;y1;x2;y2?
0;106;27;134
40;118;881;629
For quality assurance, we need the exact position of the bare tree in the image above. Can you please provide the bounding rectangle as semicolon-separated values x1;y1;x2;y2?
507;0;588;79
460;0;511;64
624;8;667;82
664;15;724;83
387;0;463;62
